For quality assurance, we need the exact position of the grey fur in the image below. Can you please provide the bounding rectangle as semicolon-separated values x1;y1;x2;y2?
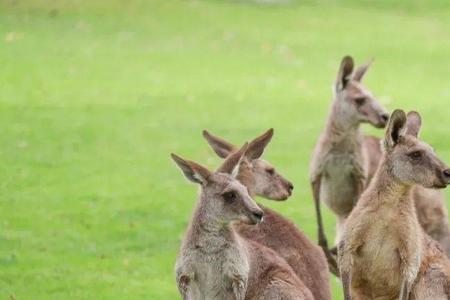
310;56;389;271
173;148;313;300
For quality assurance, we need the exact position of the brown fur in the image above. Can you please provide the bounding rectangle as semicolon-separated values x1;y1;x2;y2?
363;136;450;257
339;110;450;300
204;129;331;300
245;240;314;300
362;135;383;184
237;207;330;300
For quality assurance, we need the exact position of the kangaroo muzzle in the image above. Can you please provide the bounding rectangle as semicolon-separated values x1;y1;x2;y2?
441;169;450;186
249;209;264;224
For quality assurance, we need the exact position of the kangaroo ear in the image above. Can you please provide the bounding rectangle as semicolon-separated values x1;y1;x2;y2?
217;142;249;177
336;56;354;91
246;128;274;160
202;130;237;158
352;59;373;82
405;111;422;138
171;154;212;185
384;109;407;150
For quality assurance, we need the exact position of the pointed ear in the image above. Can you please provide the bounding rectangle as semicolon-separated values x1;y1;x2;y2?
217;142;249;176
246;128;274;160
352;59;373;82
384;109;407;150
406;111;422;138
336;56;354;91
171;154;212;185
202;130;237;158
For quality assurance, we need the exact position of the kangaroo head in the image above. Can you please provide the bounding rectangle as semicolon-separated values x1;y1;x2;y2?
383;109;450;189
171;143;264;225
203;128;294;201
333;56;389;128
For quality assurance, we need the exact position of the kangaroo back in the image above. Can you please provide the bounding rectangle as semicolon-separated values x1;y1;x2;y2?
237;206;331;300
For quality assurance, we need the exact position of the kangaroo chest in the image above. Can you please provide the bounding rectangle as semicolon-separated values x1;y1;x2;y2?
189;244;249;300
351;207;418;298
321;153;364;217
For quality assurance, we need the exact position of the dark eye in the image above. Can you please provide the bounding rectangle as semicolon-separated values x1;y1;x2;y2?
408;151;422;160
355;97;366;106
266;168;275;175
222;191;237;203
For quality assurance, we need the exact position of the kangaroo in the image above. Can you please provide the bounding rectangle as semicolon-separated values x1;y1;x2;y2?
203;128;331;300
310;56;389;270
362;137;450;257
172;144;314;300
338;109;450;300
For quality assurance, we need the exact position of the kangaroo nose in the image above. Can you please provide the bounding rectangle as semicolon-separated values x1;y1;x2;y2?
380;113;389;123
443;169;450;181
288;181;294;191
252;210;264;223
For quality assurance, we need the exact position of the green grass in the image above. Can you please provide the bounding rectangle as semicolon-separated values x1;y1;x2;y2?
0;1;449;299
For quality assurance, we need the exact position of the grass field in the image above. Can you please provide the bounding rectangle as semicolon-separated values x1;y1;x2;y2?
1;1;449;299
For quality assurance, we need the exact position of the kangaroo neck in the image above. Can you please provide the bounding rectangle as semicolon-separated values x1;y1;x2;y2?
186;202;237;254
324;104;363;151
366;160;413;207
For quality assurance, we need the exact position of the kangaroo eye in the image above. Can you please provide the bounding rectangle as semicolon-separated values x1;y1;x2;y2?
266;168;275;175
408;151;422;160
222;191;237;202
355;97;366;106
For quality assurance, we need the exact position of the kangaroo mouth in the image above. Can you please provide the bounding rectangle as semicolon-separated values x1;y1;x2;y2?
374;118;388;128
372;114;389;128
279;191;292;201
270;192;290;201
266;185;292;201
374;122;387;129
432;181;448;189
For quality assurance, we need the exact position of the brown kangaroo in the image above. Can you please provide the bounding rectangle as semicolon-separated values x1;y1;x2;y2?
203;128;331;300
363;137;450;257
338;109;450;300
173;144;314;300
310;56;389;271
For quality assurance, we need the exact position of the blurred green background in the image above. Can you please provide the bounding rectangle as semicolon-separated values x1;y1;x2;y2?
1;0;449;299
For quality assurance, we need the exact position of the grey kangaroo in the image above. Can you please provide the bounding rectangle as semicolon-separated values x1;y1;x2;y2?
363;137;450;257
339;109;450;300
203;128;331;300
173;144;313;300
309;56;389;272
311;56;450;273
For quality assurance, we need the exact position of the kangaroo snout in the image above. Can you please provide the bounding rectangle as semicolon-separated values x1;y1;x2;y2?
442;169;450;185
286;182;294;198
283;179;294;196
249;209;264;224
433;167;450;188
376;112;389;128
380;113;389;124
287;181;294;191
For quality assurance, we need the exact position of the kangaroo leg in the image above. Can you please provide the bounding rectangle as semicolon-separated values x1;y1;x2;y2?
312;178;339;276
399;277;411;300
339;242;352;300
